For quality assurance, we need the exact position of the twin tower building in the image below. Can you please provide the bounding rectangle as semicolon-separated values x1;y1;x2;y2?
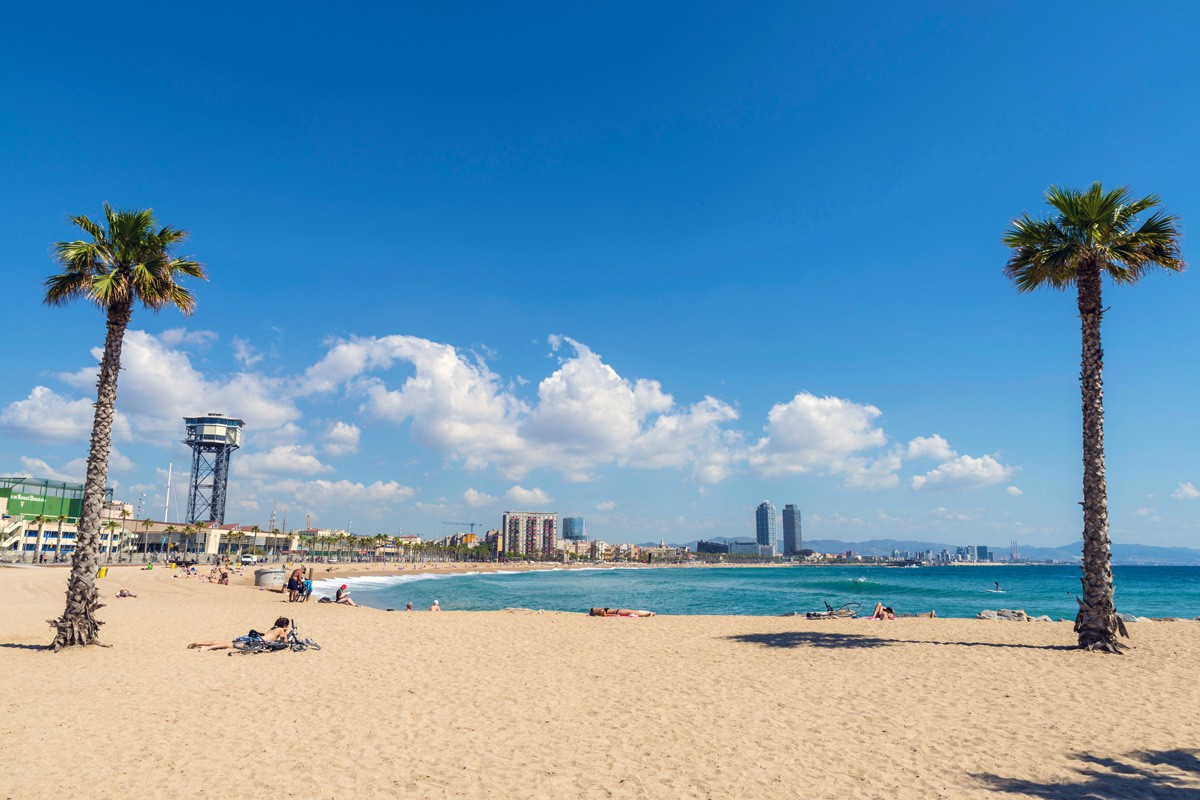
755;501;803;557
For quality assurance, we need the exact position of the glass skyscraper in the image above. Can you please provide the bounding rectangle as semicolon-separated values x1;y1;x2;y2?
782;504;802;555
562;516;586;541
755;501;778;555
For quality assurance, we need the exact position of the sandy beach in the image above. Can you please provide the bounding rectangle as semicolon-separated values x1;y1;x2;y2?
2;564;1197;799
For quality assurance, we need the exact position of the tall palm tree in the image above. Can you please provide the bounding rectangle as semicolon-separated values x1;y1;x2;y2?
1003;183;1184;653
32;515;50;564
44;204;205;650
140;518;153;562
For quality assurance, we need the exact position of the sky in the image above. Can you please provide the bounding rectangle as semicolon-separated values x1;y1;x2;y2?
1;2;1198;548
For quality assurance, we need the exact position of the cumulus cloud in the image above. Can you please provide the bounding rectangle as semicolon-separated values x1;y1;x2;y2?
911;454;1014;492
158;328;218;348
321;421;361;457
463;488;497;507
1006;486;1023;497
236;445;332;478
279;479;416;508
306;334;741;484
504;485;552;508
18;449;135;484
0;386;131;444
906;435;955;461
59;329;300;441
1172;482;1200;500
595;500;616;511
747;393;895;487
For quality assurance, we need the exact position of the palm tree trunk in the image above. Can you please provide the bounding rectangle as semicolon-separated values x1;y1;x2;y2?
49;300;131;650
1074;264;1127;652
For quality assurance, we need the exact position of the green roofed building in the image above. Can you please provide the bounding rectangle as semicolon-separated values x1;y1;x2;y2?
0;476;113;522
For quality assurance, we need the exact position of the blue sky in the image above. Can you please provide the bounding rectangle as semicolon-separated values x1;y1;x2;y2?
2;3;1198;547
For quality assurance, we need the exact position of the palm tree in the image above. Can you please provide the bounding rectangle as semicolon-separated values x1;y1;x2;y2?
103;520;119;562
44;205;204;649
54;514;68;563
140;518;153;562
32;515;50;564
1003;183;1184;653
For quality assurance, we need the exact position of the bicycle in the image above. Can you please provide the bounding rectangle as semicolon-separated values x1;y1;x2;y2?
804;601;862;620
229;624;321;655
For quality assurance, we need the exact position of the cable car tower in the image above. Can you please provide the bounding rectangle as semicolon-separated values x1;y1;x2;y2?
183;413;244;525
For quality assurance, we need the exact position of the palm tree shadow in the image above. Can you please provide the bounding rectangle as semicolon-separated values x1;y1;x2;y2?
725;631;895;649
974;749;1200;798
724;631;1073;651
0;642;47;651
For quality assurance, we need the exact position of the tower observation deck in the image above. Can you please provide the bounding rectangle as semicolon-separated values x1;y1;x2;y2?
183;413;244;525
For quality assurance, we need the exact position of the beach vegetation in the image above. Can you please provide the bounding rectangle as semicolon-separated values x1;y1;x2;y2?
1002;183;1184;652
43;204;205;650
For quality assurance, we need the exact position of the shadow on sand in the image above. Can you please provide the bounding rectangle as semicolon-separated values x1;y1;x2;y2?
725;630;1076;652
0;642;47;651
974;749;1200;799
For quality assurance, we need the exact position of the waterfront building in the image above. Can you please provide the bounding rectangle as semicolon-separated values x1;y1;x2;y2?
976;545;990;562
562;516;586;541
696;540;729;555
729;541;774;558
501;511;557;556
754;501;778;555
782;504;802;556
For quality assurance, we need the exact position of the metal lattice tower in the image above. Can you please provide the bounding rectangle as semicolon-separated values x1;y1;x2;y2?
183;413;244;525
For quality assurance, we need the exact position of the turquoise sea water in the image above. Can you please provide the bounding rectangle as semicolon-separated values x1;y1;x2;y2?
313;564;1200;620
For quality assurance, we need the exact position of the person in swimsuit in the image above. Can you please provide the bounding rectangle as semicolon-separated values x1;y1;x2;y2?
588;608;655;617
287;567;305;602
188;617;290;651
870;602;896;620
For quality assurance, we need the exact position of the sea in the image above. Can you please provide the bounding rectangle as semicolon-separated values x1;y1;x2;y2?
313;564;1200;620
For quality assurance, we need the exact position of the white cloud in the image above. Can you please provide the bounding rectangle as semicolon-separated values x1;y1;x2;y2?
236;445;332;478
158;328;217;348
18;448;135;484
504;485;552;508
906;435;955;461
747;393;893;487
282;479;416;508
1006;486;1023;497
321;421;361;457
60;329;300;442
1172;482;1200;500
595;501;616;511
232;337;263;368
1134;507;1156;517
911;454;1014;492
0;386;131;444
463;488;497;507
309;334;741;484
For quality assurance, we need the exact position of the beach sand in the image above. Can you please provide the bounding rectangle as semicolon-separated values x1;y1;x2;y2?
1;564;1197;799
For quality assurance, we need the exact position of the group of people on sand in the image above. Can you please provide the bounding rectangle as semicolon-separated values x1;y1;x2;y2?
868;602;936;620
287;567;314;602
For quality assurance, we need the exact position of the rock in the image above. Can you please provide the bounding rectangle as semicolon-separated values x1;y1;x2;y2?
1032;615;1052;622
977;610;999;620
1118;613;1139;623
995;609;1029;622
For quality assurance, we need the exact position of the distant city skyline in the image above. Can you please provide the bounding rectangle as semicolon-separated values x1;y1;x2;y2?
1;5;1198;548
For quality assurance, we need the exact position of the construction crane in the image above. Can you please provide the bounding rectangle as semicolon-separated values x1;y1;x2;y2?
442;521;484;534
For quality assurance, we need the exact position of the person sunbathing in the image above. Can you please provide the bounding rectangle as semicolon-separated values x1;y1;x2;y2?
188;617;291;651
870;603;896;620
589;607;655;617
115;589;137;598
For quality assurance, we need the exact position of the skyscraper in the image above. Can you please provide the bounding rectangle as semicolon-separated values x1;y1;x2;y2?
562;516;586;541
755;501;778;555
782;504;802;556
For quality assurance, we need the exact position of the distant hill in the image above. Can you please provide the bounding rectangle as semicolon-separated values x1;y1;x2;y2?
654;536;1200;566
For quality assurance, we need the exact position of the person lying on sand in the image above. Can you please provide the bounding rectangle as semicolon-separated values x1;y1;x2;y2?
589;607;655;617
188;617;290;651
870;603;896;620
335;584;358;606
115;589;137;598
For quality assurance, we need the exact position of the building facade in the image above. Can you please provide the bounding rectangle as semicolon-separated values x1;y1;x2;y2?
782;504;802;556
755;501;778;555
562;516;586;541
501;511;558;556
